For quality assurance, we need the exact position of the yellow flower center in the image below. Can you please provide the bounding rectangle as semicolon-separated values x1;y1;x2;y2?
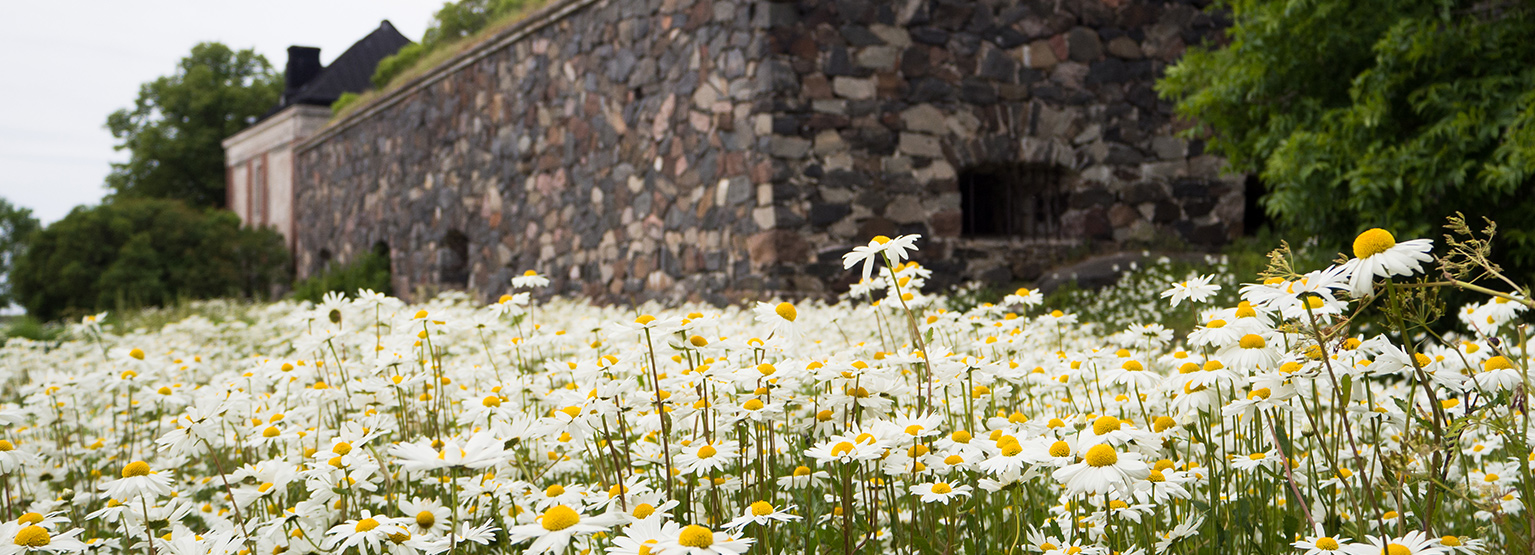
1239;334;1266;349
355;518;379;532
483;396;502;407
1206;319;1227;329
262;426;281;438
1315;537;1339;550
944;455;963;465
1084;445;1119;467
121;461;151;478
540;505;580;531
388;532;411;544
332;442;352;455
678;525;714;547
1121;360;1143;371
698;445;718;459
416;511;435;528
17;513;42;526
871;235;891;245
750;501;774;516
1385;543;1410;555
951;430;972;443
793;466;812;477
742;399;764;411
775;302;797;322
1439;536;1461;547
1148;469;1165;482
545;484;565;497
128;348;145;360
1353;228;1396;258
1249;388;1272;400
13;525;48;547
1485;356;1515;371
1049;441;1072;458
1093;416;1122;435
0;441;12;452
1154;416;1176;432
930;482;952;494
634;314;656;325
632;503;656;518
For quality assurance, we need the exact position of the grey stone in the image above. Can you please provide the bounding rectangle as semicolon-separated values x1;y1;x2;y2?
856;46;900;69
841;25;885;46
769;136;812;159
900;104;947;135
1106;36;1142;59
808;203;851;226
911;26;949;45
884;195;925;223
832;76;878;100
1151;136;1186;160
897;132;944;157
1066;27;1102;62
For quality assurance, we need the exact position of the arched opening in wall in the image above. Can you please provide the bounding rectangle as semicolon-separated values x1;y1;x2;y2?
316;249;332;275
1243;174;1270;235
959;164;1067;239
439;230;470;288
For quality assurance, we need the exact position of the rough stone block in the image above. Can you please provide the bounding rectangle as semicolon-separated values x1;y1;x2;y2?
897;132;944;158
832;76;878;100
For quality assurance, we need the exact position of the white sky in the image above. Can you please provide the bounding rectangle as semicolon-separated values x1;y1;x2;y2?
0;1;441;224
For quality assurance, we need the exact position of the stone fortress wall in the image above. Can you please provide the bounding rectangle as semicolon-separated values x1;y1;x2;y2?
293;0;1242;304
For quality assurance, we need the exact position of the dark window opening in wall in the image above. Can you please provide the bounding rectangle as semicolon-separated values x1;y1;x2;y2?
1243;174;1269;235
439;230;469;288
960;164;1067;239
316;249;333;275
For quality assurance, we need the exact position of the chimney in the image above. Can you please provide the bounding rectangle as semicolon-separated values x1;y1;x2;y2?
284;46;322;101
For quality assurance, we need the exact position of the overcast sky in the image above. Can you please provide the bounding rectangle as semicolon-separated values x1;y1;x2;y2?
0;1;441;224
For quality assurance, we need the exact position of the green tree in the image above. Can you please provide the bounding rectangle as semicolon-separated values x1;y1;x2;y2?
106;42;283;208
0;198;40;309
11;199;289;321
1160;2;1535;267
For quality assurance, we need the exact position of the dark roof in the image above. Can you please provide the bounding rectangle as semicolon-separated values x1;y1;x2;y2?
263;21;412;118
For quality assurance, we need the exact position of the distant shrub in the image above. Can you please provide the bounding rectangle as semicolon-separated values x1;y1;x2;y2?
3;315;62;342
370;43;426;89
11;198;289;321
290;245;392;303
331;92;362;115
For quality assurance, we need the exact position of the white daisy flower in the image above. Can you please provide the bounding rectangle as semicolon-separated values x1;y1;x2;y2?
1342;228;1433;298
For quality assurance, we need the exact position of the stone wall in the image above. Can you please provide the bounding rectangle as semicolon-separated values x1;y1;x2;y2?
296;0;782;303
294;0;1243;304
757;0;1243;291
